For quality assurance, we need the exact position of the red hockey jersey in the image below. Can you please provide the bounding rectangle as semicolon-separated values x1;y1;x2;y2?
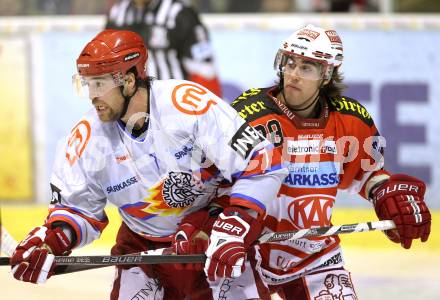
231;86;388;285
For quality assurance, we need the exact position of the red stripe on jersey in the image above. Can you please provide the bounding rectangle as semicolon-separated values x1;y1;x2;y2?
47;207;109;246
230;197;266;218
46;215;83;248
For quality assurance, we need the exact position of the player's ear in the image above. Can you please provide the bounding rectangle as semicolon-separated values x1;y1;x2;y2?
123;72;137;95
124;72;136;88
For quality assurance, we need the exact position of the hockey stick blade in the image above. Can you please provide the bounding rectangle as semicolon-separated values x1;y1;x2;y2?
0;253;206;266
258;220;396;243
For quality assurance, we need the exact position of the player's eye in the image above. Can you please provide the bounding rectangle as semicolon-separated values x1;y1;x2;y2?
300;65;313;73
285;60;296;69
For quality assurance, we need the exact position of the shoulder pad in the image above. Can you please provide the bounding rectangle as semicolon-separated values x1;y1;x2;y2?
231;88;279;122
329;96;374;127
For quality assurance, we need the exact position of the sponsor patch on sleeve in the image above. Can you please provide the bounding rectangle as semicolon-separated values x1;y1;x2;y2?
229;123;265;159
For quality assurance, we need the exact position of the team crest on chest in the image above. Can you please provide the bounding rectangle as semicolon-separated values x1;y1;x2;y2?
162;171;204;208
287;194;335;229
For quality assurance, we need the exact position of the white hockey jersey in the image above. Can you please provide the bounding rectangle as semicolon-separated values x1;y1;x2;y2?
47;80;287;248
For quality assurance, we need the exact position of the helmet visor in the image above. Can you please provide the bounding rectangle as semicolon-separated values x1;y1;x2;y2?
72;72;125;99
275;50;328;81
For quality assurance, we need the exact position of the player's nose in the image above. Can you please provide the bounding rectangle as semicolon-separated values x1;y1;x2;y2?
91;97;100;104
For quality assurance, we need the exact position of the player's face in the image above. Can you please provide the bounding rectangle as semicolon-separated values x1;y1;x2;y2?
282;76;322;109
282;57;324;109
91;87;125;122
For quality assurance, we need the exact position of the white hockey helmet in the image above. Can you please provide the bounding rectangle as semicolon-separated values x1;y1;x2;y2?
274;24;343;80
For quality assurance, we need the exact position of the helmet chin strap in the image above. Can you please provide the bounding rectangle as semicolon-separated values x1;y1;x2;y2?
118;84;139;121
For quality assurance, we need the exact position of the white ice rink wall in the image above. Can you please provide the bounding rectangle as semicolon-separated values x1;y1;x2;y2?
0;14;439;207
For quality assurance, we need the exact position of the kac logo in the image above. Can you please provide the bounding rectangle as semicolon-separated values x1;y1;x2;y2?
288;194;335;229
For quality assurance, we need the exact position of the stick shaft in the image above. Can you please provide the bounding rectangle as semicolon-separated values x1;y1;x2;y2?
0;254;205;266
0;220;395;267
52;247;178;274
258;220;396;243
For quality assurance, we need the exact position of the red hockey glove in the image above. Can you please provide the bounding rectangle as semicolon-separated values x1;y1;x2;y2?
172;207;222;270
204;207;262;281
371;174;431;249
11;225;72;284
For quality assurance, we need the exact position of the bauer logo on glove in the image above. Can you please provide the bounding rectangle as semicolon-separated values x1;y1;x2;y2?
371;174;431;249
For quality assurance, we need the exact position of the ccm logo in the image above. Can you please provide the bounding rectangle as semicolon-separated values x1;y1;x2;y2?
376;183;419;200
214;220;243;235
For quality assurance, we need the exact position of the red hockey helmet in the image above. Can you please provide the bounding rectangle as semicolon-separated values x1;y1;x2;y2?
73;30;148;99
76;29;148;79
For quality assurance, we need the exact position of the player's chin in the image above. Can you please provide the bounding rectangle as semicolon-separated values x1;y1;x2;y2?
97;113;116;123
285;93;302;106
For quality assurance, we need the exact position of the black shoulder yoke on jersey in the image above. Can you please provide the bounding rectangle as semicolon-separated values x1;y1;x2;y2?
329;96;374;127
231;87;282;122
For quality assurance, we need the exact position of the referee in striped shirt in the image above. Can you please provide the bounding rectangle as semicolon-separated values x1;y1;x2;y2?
106;0;222;96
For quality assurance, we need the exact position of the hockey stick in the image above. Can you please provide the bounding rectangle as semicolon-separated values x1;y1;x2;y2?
0;253;205;266
0;217;203;271
0;216;177;273
258;219;396;243
0;225;175;274
0;219;395;267
0;226;18;256
52;247;175;275
0;215;19;257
